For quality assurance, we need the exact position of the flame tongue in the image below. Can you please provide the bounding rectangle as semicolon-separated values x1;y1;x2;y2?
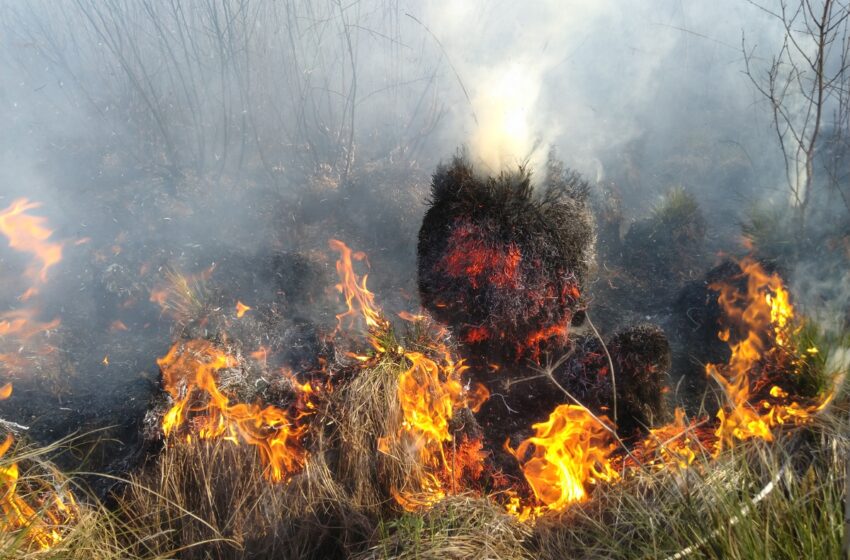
397;352;463;455
708;258;826;453
510;405;618;510
0;385;78;549
330;239;386;340
0;199;64;295
158;339;308;482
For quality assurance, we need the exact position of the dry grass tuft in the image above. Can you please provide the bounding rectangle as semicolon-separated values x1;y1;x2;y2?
322;353;433;514
529;411;849;560
120;438;373;559
0;438;141;560
357;495;533;560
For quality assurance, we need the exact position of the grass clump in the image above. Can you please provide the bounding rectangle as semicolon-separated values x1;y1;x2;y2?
529;405;848;560
120;438;373;559
0;437;145;560
360;496;532;560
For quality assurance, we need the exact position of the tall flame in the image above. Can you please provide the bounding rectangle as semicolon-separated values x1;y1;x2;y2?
510;405;618;511
707;258;827;453
328;240;487;508
329;239;386;337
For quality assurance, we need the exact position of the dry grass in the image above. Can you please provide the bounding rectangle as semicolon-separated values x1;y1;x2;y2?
0;438;142;560
358;496;532;560
322;352;435;513
529;409;848;560
120;438;373;559
3;326;847;559
116;350;428;559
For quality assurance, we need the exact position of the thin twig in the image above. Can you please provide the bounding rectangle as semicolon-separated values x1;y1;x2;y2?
585;311;618;426
535;351;642;468
0;417;30;433
405;12;478;126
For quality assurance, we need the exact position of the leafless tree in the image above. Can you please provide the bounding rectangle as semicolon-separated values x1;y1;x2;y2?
0;0;447;185
743;0;850;232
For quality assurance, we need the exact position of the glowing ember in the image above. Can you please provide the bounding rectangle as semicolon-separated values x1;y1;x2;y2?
0;385;78;549
158;339;308;482
510;405;618;511
439;221;522;290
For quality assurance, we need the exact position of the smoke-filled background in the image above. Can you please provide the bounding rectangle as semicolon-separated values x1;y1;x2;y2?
0;0;848;476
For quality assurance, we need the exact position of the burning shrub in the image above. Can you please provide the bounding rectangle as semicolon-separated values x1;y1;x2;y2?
417;154;595;361
471;324;671;484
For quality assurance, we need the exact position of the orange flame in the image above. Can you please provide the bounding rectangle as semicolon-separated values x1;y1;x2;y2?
235;301;252;318
329;239;386;339
328;241;487;507
397;352;464;465
510;405;618;511
0;385;78;549
158;340;308;482
707;258;827;453
640;408;706;470
0;199;63;297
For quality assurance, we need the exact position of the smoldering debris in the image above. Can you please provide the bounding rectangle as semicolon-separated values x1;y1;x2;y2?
417;154;596;362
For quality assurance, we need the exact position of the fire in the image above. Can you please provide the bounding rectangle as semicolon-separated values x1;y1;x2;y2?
0;200;63;379
329;239;386;337
465;382;490;413
509;405;618;511
158;340;308;482
392;349;481;507
640;408;707;470
707;258;827;453
235;301;252;318
327;240;487;507
0;385;78;549
0;199;64;297
0;309;60;340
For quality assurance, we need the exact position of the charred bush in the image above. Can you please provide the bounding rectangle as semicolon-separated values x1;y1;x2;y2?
671;259;741;408
417;154;595;361
471;323;671;478
621;187;706;288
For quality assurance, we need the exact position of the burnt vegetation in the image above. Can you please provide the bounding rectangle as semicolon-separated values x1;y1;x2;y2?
0;0;848;559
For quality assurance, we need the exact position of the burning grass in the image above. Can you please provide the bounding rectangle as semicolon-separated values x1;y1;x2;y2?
1;191;848;558
530;410;849;559
0;436;145;560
